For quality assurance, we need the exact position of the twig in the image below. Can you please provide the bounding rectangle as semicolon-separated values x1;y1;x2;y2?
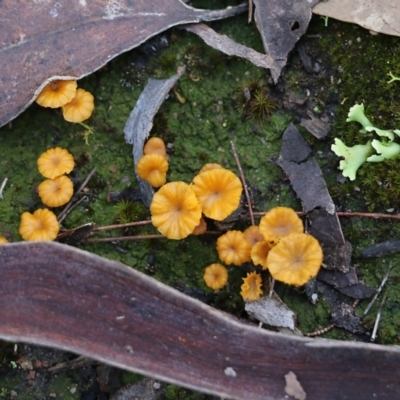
230;141;254;225
84;234;164;243
92;220;153;232
0;177;8;199
57;167;97;223
303;324;335;337
58;196;88;224
363;264;392;317
248;0;253;23
371;292;388;342
48;355;96;373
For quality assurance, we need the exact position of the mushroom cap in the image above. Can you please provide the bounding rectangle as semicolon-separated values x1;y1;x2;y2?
243;225;264;247
251;240;273;270
203;263;228;290
259;207;303;244
240;271;263;301
199;163;223;173
37;147;75;179
36;80;77;108
192;217;207;235
216;230;251;266
38;175;74;207
62;88;95;123
144;137;167;157
191;168;242;221
150;181;202;240
0;236;9;244
137;153;169;187
19;209;60;241
266;233;323;286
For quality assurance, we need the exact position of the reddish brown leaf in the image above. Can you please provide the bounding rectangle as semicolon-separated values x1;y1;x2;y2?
0;0;247;128
1;241;400;399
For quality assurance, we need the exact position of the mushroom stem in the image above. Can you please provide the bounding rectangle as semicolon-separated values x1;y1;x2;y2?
0;177;8;199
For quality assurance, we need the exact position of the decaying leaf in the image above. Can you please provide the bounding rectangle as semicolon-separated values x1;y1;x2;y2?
124;67;185;206
284;371;307;400
1;241;400;399
244;293;296;331
0;0;246;128
253;0;320;82
313;0;400;37
183;23;274;70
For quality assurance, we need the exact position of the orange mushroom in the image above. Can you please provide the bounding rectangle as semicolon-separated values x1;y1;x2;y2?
216;230;251;266
38;175;74;207
240;271;263;301
0;236;9;244
144;137;167;157
150;181;202;240
19;209;59;241
259;206;303;244
203;263;228;290
136;153;169;188
62;88;95;123
243;225;264;247
36;80;77;108
37;147;75;180
251;240;273;270
266;233;323;286
191;168;242;221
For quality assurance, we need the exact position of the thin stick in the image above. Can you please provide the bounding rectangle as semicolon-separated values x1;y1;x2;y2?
92;220;153;232
363;264;392;316
268;277;275;298
230;141;254;225
58;196;88;224
371;292;387;342
303;324;335;337
58;167;97;223
248;0;253;23
84;234;164;243
0;177;8;199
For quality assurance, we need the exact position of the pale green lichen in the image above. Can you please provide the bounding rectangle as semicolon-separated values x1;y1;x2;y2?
346;103;372;133
331;138;372;181
367;140;400;162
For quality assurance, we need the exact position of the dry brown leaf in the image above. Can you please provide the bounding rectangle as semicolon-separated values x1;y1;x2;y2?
183;23;274;69
0;0;246;128
313;0;400;37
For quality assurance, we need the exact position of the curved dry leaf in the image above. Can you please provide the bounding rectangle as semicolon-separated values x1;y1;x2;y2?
124;66;186;206
313;0;400;37
1;241;400;399
183;23;275;69
0;0;247;128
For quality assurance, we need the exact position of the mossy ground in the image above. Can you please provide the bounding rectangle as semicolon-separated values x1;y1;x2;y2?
2;7;400;399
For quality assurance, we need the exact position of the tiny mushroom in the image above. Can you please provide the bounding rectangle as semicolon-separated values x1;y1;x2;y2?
38;175;74;207
37;147;75;180
36;80;77;108
203;263;228;290
137;153;169;188
0;236;9;244
19;209;60;241
143;137;167;157
251;240;273;270
259;207;303;245
216;230;251;266
62;88;95;123
240;271;263;301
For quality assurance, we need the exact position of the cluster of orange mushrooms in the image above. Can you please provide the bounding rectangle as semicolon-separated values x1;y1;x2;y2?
138;137;324;301
18;147;75;242
35;79;94;123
